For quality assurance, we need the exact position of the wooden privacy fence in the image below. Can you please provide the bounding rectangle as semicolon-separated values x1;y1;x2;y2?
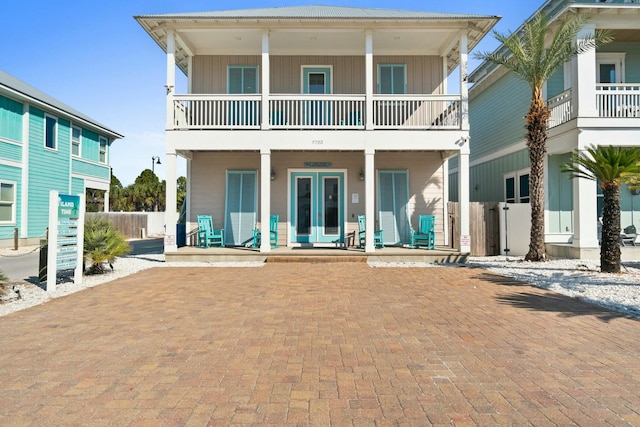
448;202;500;256
86;213;148;240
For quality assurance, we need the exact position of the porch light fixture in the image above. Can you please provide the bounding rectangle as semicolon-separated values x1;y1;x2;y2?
271;168;276;181
359;169;365;181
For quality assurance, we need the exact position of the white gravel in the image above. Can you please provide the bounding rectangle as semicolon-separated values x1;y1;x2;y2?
2;250;639;319
370;257;640;318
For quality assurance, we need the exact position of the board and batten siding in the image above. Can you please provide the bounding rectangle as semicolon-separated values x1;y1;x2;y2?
547;153;573;234
0;94;23;143
0;164;21;239
546;67;565;100
192;55;444;95
469;72;531;162
466;149;530;203
27;107;71;239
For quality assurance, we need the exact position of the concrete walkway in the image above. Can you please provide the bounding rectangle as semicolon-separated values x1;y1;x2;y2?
0;264;639;426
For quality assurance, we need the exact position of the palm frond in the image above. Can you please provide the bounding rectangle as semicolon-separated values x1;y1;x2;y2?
562;145;640;187
475;12;611;92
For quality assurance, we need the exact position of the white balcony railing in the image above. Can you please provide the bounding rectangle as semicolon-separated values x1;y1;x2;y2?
173;94;262;129
547;89;574;128
373;95;460;129
596;84;640;118
269;95;365;129
172;94;462;130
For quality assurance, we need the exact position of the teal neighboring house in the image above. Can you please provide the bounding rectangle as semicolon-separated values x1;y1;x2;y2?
450;0;640;258
0;69;123;247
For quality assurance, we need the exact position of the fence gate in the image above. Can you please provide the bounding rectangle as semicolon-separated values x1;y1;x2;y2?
447;202;500;256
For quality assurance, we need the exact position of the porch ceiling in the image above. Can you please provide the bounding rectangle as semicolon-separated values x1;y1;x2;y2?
136;13;498;76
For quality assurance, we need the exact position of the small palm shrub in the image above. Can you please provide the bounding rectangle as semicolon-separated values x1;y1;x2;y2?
84;217;131;274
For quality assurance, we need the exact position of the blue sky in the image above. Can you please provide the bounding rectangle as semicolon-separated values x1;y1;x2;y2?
2;0;541;185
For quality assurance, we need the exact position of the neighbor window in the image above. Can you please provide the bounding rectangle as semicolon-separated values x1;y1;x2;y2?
227;66;259;94
44;115;57;149
99;136;107;163
0;181;16;223
71;126;81;156
378;64;406;94
504;169;530;203
519;174;530;203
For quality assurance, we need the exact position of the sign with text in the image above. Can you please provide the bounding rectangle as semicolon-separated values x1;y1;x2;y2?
45;191;85;292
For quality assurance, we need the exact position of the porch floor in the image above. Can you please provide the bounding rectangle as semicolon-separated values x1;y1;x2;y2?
166;245;467;264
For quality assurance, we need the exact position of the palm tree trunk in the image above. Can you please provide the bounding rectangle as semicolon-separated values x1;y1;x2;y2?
524;92;550;261
601;183;621;273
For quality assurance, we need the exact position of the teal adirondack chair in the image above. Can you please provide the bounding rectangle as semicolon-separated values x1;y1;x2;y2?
253;215;279;248
357;215;383;248
410;215;435;249
196;215;224;247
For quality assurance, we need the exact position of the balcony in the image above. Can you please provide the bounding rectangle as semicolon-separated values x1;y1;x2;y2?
548;84;640;128
596;84;640;118
171;94;461;131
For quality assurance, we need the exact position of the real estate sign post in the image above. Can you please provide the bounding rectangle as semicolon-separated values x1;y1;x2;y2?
46;190;85;292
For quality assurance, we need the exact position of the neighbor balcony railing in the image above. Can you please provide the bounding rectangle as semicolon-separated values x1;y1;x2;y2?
547;89;574;128
596;84;640;118
172;94;462;130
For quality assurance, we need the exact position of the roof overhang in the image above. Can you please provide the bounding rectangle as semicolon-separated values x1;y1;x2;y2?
470;1;640;92
135;8;499;75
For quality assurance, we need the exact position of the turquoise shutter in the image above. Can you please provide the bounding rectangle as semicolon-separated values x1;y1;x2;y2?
378;170;410;244
225;171;257;245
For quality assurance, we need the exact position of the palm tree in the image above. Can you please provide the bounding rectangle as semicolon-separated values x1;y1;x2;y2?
562;145;640;273
475;13;611;261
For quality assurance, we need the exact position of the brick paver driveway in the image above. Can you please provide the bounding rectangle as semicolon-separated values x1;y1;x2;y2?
1;264;639;426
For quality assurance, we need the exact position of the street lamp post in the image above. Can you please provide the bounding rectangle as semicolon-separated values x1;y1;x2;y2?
151;156;161;174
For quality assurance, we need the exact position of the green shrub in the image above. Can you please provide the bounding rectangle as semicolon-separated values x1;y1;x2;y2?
84;217;131;274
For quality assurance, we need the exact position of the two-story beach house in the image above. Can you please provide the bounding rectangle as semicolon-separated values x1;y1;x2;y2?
0;70;122;247
451;0;640;258
135;6;498;253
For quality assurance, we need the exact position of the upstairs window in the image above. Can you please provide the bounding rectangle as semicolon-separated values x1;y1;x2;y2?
99;136;108;163
0;181;16;223
45;114;57;150
378;64;406;94
71;126;81;156
228;66;259;94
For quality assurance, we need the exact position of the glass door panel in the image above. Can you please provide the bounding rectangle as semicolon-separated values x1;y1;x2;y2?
296;177;312;237
322;177;339;236
291;171;343;244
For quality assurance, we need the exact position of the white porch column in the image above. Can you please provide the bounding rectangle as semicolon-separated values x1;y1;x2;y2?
164;150;178;252
572;150;599;248
459;33;469;131
104;190;109;212
165;30;176;130
573;24;597;117
458;151;471;253
261;30;270;130
364;148;376;252
186;154;192;240
365;30;374;130
260;148;272;252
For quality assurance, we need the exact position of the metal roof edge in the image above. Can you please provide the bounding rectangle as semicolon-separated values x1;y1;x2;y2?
0;69;123;140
